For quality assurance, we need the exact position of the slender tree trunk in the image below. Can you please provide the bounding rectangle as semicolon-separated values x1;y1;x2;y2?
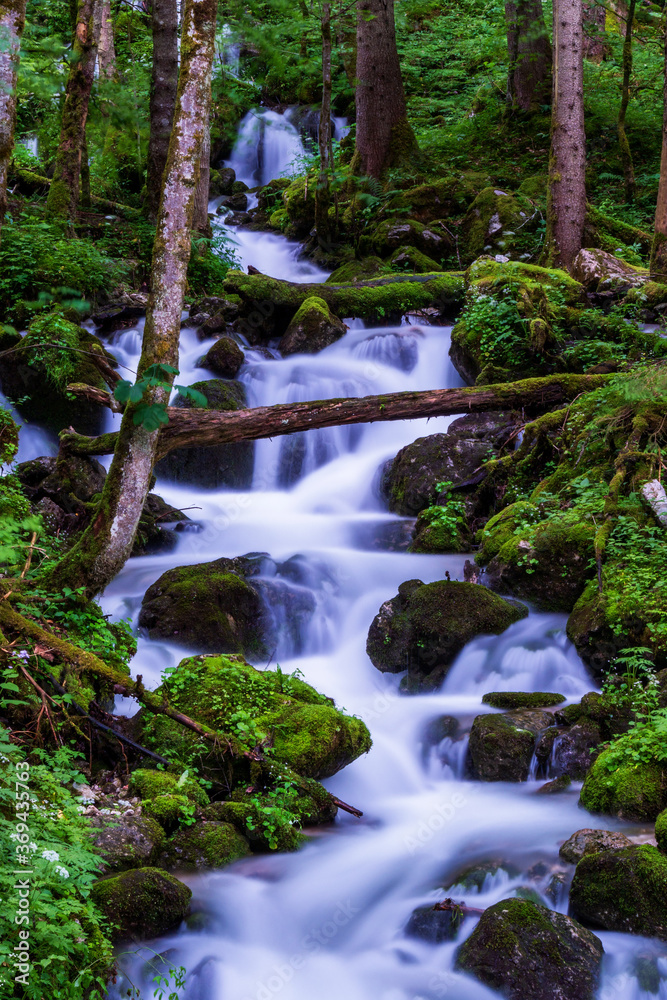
94;0;116;79
617;0;636;202
192;111;211;233
315;1;332;248
544;0;586;272
505;0;552;112
0;0;27;244
652;15;667;276
45;0;97;219
42;0;218;600
354;0;418;179
583;1;607;61
80;130;91;207
145;0;178;220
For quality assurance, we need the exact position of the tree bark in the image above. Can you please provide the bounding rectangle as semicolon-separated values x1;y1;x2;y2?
354;0;418;178
617;0;636;202
583;1;607;62
544;0;587;272
145;0;179;220
192;112;211;233
0;0;27;243
41;0;218;600
652;14;667;277
315;1;333;248
45;0;97;219
93;0;116;80
60;373;614;459
505;0;552;112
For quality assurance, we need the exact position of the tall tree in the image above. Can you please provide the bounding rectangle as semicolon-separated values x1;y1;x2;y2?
583;1;607;62
0;0;27;244
617;0;636;202
145;0;178;220
505;0;552;111
192;112;211;233
94;0;116;80
544;0;586;271
45;0;97;219
44;0;218;599
652;12;667;277
315;0;333;247
354;0;417;179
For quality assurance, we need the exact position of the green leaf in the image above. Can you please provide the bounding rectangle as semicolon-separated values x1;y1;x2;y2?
175;385;208;407
132;402;170;431
113;380;132;404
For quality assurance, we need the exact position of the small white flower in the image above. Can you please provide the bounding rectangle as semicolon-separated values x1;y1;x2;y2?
54;865;69;879
29;842;37;852
41;849;59;862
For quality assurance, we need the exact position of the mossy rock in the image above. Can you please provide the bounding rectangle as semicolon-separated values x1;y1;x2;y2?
207;799;305;852
446;859;521;892
554;691;630;741
366;579;528;690
91;867;191;942
278;296;346;355
584;206;651;263
384;172;490;222
282;174;316;236
142;794;196;834
468;709;554;781
158;821;251;870
388;245;443;274
370;218;452;262
199;336;244;378
517;174;547;203
580;743;667;821
454;897;603;1000
656;809;667;853
129;767;209;806
88;814;165;873
570;845;667;940
140;653;371;780
558;828;632;865
571;247;649;293
459;187;539;263
482;691;566;709
326;256;388;284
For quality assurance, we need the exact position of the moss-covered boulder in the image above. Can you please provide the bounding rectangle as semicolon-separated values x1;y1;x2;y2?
570;845;667;939
91;867;191;942
140;653;371;780
388;246;443;274
580;741;667;822
88;814;165;873
325;256;388;284
383;172;490;222
455;897;603;1000
156;378;253;489
571;248;649;293
482;691;566;709
656;809;667;853
278;296;346;355
282;174;316;236
366;579;527;690
468;709;554;781
158;821;251;870
207;798;305;852
370;218;452;262
129;768;209;806
142;794;196;834
559;828;632;865
459;187;539;263
199;336;244;378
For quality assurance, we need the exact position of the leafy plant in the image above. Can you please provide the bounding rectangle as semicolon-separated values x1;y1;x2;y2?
113;364;208;431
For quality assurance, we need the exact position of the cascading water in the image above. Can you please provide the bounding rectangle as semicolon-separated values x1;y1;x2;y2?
90;111;666;998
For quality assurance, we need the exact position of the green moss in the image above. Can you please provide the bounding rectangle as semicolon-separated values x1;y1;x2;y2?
388;245;443;273
159;821;251;870
481;691;566;709
580;743;667;821
326;256;388;283
656;809;667;853
142;794;194;833
91;867;192;943
282;173;316;236
129;768;208;806
460;187;539;262
570;845;667;939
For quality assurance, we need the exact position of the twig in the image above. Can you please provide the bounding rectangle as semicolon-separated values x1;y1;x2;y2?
17;664;61;746
330;796;363;818
20;533;38;580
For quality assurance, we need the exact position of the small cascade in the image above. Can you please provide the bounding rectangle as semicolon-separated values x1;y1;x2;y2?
217;24;241;79
226;109;307;189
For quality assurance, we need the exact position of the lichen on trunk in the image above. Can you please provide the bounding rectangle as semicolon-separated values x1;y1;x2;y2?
0;0;28;242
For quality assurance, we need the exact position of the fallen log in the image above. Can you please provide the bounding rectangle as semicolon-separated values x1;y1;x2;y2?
58;373;615;459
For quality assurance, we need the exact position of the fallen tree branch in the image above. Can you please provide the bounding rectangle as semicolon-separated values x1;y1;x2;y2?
58;373;615;459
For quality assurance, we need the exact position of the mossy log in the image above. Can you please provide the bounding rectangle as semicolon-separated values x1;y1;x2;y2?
10;165;141;219
59;373;615;458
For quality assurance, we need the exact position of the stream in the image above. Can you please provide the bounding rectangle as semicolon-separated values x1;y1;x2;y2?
19;111;666;998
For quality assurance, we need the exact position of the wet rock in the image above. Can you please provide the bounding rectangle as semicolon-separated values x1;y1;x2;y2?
536;775;572;795
278;296;347;355
482;691;565;709
550;721;602;780
455;897;604;1000
404;904;462;943
92;304;146;335
158;821;251;871
210;165;236;196
571;248;649;293
133;493;191;557
199;336;244;377
88;814;165;873
570;845;667;940
580;741;667;821
224;210;253;226
559;828;632;865
215;191;248;212
468;709;554;782
657;809;667;853
447;859;520;892
566;587;653;681
422;715;460;748
155;378;253;489
91;867;191;942
366;579;528;690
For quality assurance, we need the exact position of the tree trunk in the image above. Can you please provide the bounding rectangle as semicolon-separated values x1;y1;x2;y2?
145;0;178;220
653;17;667;276
354;0;418;179
192;112;211;234
42;0;218;600
617;0;636;203
583;2;607;62
544;0;586;272
94;0;116;80
505;0;552;112
315;1;333;248
60;373;614;459
0;0;27;243
80;129;91;207
45;0;97;219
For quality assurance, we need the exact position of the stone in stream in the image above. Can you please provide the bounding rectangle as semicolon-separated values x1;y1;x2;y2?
199;335;244;377
404;904;463;943
482;691;566;709
91;867;192;942
548;721;603;780
278;296;347;355
569;845;667;940
366;579;527;691
88;814;165;873
579;739;667;821
455;897;604;1000
468;709;554;782
559;828;632;865
158;821;252;871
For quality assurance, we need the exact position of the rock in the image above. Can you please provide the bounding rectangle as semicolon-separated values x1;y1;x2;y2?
282;175;316;236
207;798;304;852
370;218;452;262
550;722;602;780
559;828;632;865
388;246;443;274
128;768;208;805
482;691;566;709
199;336;244;377
460;188;539;263
210;166;236;196
381;412;520;516
566;585;652;681
366;580;528;690
140;653;372;781
91;867;191;942
142;794;194;834
325;256;388;284
404;905;462;943
17;453;106;512
447;859;520;891
468;709;554;782
88;814;165;873
189;295;241;332
536;775;572;795
155;378;253;489
133;493;191;557
158;821;251;870
278;296;347;355
657;809;667;853
224;210;252;226
383;173;490;222
455;897;604;1000
572;248;649;293
580;741;667;821
217;191;248;212
570;845;667;940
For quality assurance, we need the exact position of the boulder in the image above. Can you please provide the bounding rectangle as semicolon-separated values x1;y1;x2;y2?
210;166;236;196
455;897;603;1000
366;579;528;690
569;845;667;940
155;378;253;489
549;722;602;780
656;809;667;853
158;821;251;870
579;741;667;822
559;828;632;865
206;798;304;852
571;248;649;293
383;173;490;222
128;768;208;806
388;246;443;274
142;794;194;834
88;814;165;873
566;584;660;681
224;211;252;226
468;709;554;782
278;296;346;356
404;904;462;943
482;691;565;709
91;867;191;942
370;218;452;262
325;256;388;284
459;187;539;263
199;336;244;377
